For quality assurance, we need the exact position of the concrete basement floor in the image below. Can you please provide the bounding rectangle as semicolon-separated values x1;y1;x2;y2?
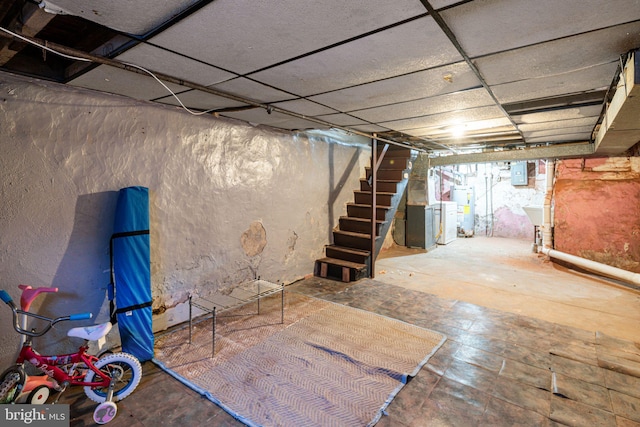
61;237;640;426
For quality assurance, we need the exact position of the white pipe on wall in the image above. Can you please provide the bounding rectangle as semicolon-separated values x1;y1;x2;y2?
542;159;554;249
538;159;640;288
540;247;640;287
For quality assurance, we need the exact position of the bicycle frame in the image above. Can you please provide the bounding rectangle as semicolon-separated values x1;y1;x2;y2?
15;343;109;389
1;287;142;424
0;288;107;388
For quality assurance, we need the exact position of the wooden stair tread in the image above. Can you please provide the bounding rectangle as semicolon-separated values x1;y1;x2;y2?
354;190;396;196
325;245;371;256
333;229;373;238
316;257;366;269
347;202;392;209
340;216;386;224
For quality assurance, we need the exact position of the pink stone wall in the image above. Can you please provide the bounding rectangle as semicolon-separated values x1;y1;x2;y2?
554;158;640;273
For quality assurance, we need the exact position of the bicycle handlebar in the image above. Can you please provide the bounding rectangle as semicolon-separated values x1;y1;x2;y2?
0;289;11;304
0;289;93;337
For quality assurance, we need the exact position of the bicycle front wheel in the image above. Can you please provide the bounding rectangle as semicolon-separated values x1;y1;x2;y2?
0;365;26;404
83;353;142;403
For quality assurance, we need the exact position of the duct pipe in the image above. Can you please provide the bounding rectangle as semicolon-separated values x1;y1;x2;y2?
542;160;554;249
539;246;640;287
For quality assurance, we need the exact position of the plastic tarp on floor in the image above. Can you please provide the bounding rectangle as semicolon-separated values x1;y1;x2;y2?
109;186;153;361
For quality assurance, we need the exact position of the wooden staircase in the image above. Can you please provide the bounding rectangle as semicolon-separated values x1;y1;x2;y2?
314;146;416;282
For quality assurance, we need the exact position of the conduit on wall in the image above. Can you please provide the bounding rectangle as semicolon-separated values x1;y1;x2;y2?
539;159;640;289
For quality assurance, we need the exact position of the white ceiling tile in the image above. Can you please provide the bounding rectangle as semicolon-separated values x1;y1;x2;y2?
491;63;618;104
115;43;236;87
272;99;337;117
519;117;598;132
514;105;602;124
309;62;481;112
380;105;506;132
441;0;640;57
249;16;462;96
38;0;197;34
212;78;293;104
350;88;495;123
349;124;391;133
68;65;187;100
221;109;325;130
526;133;592;143
430;0;462;8
475;21;640;85
418;120;516;138
313;113;369;127
524;125;594;139
149;0;428;74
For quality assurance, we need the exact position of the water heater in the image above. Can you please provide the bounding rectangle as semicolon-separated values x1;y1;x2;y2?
452;185;475;237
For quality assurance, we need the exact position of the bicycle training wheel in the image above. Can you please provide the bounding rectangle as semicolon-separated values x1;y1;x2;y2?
83;353;142;403
0;366;26;404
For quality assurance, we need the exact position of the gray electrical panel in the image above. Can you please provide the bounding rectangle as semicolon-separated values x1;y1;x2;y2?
511;162;528;186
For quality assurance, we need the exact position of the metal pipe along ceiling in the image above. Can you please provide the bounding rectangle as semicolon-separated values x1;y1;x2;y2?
0;29;420;152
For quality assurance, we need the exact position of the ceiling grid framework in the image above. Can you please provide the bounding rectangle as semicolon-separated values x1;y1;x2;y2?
0;0;639;158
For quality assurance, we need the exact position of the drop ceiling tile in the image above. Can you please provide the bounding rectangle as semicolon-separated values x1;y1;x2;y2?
314;113;369;127
38;0;197;35
309;62;481;112
526;133;592;143
519;117;598;132
115;43;236;87
350;88;495;123
514;105;602;124
380;105;505;132
220;109;325;130
431;0;463;8
271;99;337;116
524;125;594;139
155;89;248;111
491;62;618;104
419;120;516;138
149;0;428;74
249;16;462;96
475;21;640;85
68;65;187;100
349;124;391;133
212;78;293;104
406;117;518;139
441;0;640;57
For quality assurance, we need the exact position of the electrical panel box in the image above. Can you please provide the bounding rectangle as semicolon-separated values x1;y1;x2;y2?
511;162;528;186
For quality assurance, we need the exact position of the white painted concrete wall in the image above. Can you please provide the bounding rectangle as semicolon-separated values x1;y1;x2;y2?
0;72;370;365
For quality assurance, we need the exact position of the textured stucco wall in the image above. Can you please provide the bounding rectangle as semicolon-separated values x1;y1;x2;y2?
554;157;640;273
0;72;369;365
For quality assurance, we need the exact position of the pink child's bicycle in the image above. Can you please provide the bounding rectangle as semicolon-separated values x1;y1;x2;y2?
0;286;142;424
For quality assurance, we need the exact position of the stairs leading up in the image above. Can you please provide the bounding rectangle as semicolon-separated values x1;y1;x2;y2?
314;146;416;282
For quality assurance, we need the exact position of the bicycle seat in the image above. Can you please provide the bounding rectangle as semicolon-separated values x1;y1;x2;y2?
67;322;112;341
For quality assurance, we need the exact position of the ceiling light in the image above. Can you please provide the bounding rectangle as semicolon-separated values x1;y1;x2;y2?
450;124;466;138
